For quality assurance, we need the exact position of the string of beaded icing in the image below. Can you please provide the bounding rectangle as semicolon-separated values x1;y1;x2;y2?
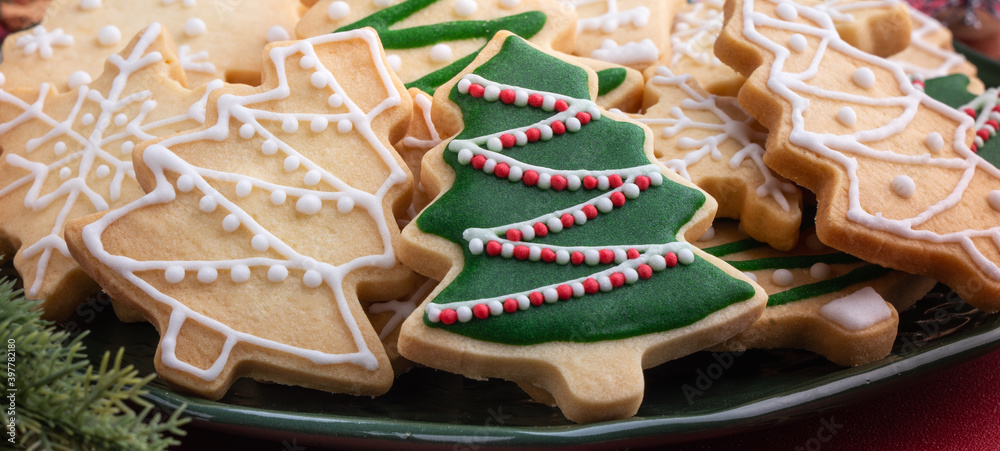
960;88;1000;153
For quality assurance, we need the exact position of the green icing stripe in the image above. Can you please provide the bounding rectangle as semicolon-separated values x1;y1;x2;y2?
726;253;862;271
335;0;548;93
596;68;627;96
702;237;765;257
766;265;892;307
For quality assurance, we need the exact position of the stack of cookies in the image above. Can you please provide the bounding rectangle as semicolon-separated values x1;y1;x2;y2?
0;0;995;423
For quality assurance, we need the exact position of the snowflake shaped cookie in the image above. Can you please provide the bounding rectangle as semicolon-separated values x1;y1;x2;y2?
0;23;220;319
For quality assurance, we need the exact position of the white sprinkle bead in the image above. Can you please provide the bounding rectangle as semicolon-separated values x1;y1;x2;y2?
566;175;581;190
338;119;353;133
457;148;473;165
95;165;109;178
184;18;207;37
199;195;217;212
284;155;300;172
231;265;251;283
810;262;832;280
648;254;667;270
519;224;535;240
266;25;290;43
427;306;441;322
59;167;72;179
624;268;639;283
543;287;558;303
501;242;514;258
469;238;484;254
239;123;255;139
484;85;501;101
282;117;298;133
571;282;585;297
528;246;541;261
836;106;857;127
514;90;529;106
386;54;402;72
98;25;121;46
623;183;640;199
80;0;101;10
772;268;794;286
596;197;614;213
268;265;289;282
744;272;758;282
487;137;502;152
197;267;217;283
599;276;613;291
311;71;329;89
82;114;95;125
53;141;67;155
454;0;477;16
430;43;453;62
176;174;195;192
328;94;343;108
235;180;252;197
337;196;354;213
165;266;185;283
677;248;694;265
304;170;322;186
584;249;600;265
488;300;503;316
457;79;471;93
508;165;523;182
566;117;581;132
271;190;286;205
222;214;240;232
891;175;916;199
516;295;530;310
537;173;551;189
852;67;875;89
776;2;797;20
327;1;350;20
597;176;610;190
251;234;269;252
539;124;553;140
303;270;323;288
114;113;128;126
988;190;1000;211
788;33;807;52
68;71;92;89
541;95;556;111
297;194;323;215
556;249;571;264
457;306;473;322
500;0;520;7
121;141;134;154
311;116;329;132
261;139;279;155
547;216;564;233
572;210;587;225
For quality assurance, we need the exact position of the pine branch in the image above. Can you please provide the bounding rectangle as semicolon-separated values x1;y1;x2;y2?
0;278;188;450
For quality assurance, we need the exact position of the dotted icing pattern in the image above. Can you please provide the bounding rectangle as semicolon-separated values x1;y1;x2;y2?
0;23;220;303
78;29;408;380
731;0;1000;304
415;35;757;345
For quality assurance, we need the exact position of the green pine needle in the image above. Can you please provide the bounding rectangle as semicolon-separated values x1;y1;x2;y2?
0;278;188;450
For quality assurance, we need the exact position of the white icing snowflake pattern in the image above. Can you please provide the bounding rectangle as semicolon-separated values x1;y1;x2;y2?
178;44;217;74
15;26;74;59
0;23;219;303
565;0;650;33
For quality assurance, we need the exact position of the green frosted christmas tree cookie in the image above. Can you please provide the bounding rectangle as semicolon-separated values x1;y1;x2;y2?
397;31;766;423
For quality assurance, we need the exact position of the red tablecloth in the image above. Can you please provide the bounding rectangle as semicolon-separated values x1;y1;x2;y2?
173;347;1000;450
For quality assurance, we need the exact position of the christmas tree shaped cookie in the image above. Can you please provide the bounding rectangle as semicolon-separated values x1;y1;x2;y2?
632;66;803;250
700;220;936;366
0;23;222;320
65;29;413;399
397;31;766;423
715;0;1000;311
0;0;302;90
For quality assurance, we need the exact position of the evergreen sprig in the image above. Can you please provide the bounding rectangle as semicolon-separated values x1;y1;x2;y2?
0;278;188;450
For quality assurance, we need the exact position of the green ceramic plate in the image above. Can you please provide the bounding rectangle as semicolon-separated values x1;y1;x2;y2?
62;40;1000;451
73;285;1000;449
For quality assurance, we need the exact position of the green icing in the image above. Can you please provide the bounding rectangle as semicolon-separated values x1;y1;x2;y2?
416;36;757;345
596;68;627;96
702;237;765;258
334;0;547;93
766;265;892;307
726;253;862;271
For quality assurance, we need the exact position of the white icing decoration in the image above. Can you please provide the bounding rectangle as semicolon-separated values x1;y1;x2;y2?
177;45;217;74
924;132;944;153
430;44;453;63
400;92;443;149
788;33;807;53
16;26;75;59
97;25;122;46
569;0;650;34
454;0;477;17
738;0;1000;285
771;268;794;286
670;0;727;69
328;1;350;20
499;0;520;7
890;6;972;80
0;23;220;298
78;29;408;379
266;25;290;43
835;106;856;127
369;279;434;340
386;54;402;72
590;39;659;66
775;2;797;20
184;18;207;37
818;286;892;331
988;190;1000;211
80;0;102;10
640;67;796;212
374;0;393;7
852;67;875;89
891;175;915;199
698;226;715;241
809;262;831;280
67;71;93;91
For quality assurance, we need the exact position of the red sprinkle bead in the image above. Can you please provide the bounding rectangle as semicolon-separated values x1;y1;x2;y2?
551;175;568;191
468;84;485;98
582;204;598;219
993;105;1000;114
988;119;999;130
473;304;490;319
964;108;977;118
583;176;598;190
972;143;979;153
665;252;678;268
627;248;640;259
556;284;573;300
471;154;487;170
608;174;623;188
599;249;615;264
978;129;991;141
533;222;548;237
494;162;510;179
637;264;653;279
500;133;516;148
571;251;585;265
583;278;599;294
540;248;557;262
576;112;591;125
486;240;502;256
551;121;566;135
506;229;523;241
554;99;569;112
440;309;458;325
499;89;516;104
610;272;625;287
635;175;650;191
561;213;575;228
529;291;544;306
610;191;626;207
528;93;544;108
504;298;519;313
513;245;530;260
523;170;539;186
526;128;541;142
